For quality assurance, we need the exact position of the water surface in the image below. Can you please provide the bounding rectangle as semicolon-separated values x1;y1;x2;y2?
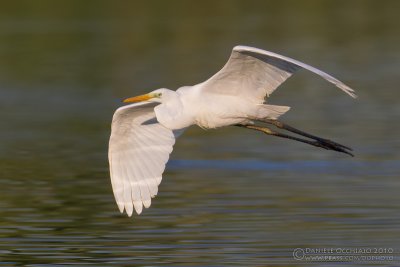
1;1;399;266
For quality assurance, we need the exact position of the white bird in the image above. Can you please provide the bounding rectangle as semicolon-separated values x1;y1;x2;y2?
108;45;356;217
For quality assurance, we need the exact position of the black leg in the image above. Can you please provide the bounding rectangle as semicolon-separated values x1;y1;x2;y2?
236;124;354;157
259;119;352;151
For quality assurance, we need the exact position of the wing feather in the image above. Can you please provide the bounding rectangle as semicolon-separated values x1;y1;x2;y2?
108;102;177;216
201;45;356;102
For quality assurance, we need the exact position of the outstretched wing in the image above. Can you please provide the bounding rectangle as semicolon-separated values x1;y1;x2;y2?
108;102;177;216
200;45;356;102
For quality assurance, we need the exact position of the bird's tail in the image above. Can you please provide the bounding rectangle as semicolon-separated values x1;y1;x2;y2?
255;104;290;119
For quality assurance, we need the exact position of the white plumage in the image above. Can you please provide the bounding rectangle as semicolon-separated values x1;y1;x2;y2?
108;45;356;216
109;102;179;215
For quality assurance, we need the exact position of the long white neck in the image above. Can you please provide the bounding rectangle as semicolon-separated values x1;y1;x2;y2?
154;89;195;130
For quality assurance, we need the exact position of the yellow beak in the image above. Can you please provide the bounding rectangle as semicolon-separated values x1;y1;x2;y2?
123;93;152;103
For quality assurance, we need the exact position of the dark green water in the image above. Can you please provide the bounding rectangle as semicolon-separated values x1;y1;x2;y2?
1;1;399;266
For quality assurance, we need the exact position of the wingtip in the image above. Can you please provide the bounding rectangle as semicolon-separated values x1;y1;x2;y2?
142;199;152;209
350;92;358;99
117;202;125;213
133;201;143;215
340;84;357;99
126;207;134;217
349;89;358;99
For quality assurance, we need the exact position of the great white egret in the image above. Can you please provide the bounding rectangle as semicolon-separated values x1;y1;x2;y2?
109;45;356;217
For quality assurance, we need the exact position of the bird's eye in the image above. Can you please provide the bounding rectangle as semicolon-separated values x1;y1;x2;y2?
157;93;162;97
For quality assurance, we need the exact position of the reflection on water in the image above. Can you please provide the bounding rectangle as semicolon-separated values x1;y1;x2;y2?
1;1;399;266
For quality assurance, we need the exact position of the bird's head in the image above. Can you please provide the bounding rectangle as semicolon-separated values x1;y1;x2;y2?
123;88;170;104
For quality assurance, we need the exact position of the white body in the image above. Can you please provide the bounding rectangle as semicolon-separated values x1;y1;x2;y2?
108;45;356;216
154;84;289;129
